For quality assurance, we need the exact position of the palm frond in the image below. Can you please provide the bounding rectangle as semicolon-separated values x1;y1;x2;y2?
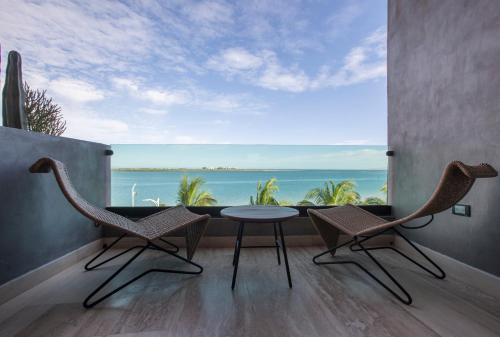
302;179;360;206
297;199;316;206
251;178;280;205
362;196;385;205
176;176;217;206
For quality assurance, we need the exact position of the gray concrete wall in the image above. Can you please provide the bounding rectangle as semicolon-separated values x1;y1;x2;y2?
0;127;110;285
388;0;500;275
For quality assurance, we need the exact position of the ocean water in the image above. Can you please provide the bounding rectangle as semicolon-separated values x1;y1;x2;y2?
111;169;387;206
110;144;388;206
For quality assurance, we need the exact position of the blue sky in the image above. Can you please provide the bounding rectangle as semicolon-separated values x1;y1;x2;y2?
0;0;387;145
112;144;388;169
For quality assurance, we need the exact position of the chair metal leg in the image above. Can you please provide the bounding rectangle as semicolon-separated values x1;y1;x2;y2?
314;236;412;305
159;237;180;253
278;222;292;288
83;240;203;309
273;222;281;265
313;237;356;262
85;234;141;271
148;241;204;273
86;234;178;271
349;229;446;279
84;245;147;308
356;239;412;304
393;228;445;279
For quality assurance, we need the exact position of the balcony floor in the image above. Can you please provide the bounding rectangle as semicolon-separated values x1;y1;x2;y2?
1;246;499;337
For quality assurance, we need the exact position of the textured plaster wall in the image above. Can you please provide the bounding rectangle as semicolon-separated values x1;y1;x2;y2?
0;127;110;285
388;0;500;275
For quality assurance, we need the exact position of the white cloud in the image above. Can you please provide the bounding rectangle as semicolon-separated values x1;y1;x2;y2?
112;77;188;106
139;108;169;116
201;96;240;111
49;78;104;103
63;112;130;144
257;61;309;92
206;26;386;93
24;70;50;91
321;26;387;87
0;0;152;74
234;0;321;55
70;117;128;134
0;0;386;144
206;48;310;92
19;73;127;143
186;1;233;25
111;77;266;115
193;90;266;115
325;1;363;38
333;139;371;145
143;89;188;106
193;93;235;111
174;135;209;144
207;47;263;73
212;119;231;125
112;78;140;92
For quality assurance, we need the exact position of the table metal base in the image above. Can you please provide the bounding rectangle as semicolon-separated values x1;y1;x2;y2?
231;221;292;289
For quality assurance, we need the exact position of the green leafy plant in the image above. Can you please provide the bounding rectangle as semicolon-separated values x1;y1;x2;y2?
249;178;290;205
177;176;217;206
361;196;386;205
361;183;388;205
24;82;66;136
381;182;387;195
298;180;360;206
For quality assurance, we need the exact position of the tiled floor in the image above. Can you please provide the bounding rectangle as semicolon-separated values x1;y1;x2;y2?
1;246;499;337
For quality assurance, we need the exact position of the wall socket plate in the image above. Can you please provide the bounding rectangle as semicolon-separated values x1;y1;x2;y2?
452;204;471;217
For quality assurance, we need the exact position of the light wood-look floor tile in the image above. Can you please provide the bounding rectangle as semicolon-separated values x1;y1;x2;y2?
1;247;499;337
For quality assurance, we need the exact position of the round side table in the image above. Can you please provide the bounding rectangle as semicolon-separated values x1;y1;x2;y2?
221;205;299;289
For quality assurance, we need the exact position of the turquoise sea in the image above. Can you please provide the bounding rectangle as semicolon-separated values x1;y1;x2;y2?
111;145;388;206
111;169;388;206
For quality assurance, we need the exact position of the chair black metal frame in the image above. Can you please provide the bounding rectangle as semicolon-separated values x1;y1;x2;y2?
309;161;497;305
313;218;445;305
30;157;210;309
85;232;180;271
83;237;203;308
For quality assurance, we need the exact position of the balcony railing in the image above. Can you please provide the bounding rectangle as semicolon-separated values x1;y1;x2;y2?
110;144;389;207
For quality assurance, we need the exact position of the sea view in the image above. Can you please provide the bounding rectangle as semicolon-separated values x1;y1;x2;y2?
111;145;388;206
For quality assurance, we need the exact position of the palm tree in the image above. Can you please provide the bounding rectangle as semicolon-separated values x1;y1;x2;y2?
249;178;281;205
381;182;388;203
381;182;388;194
177;176;217;206
362;196;386;205
360;182;388;205
298;180;360;206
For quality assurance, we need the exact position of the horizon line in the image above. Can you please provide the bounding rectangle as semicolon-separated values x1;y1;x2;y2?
110;143;388;146
112;167;388;171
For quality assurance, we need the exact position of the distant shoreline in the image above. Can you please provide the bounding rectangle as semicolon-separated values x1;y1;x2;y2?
112;168;388;172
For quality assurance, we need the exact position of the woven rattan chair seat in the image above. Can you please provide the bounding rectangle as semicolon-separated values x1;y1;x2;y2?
30;157;209;259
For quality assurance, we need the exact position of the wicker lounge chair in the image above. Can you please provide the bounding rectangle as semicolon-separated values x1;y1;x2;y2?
30;157;210;308
308;161;497;304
